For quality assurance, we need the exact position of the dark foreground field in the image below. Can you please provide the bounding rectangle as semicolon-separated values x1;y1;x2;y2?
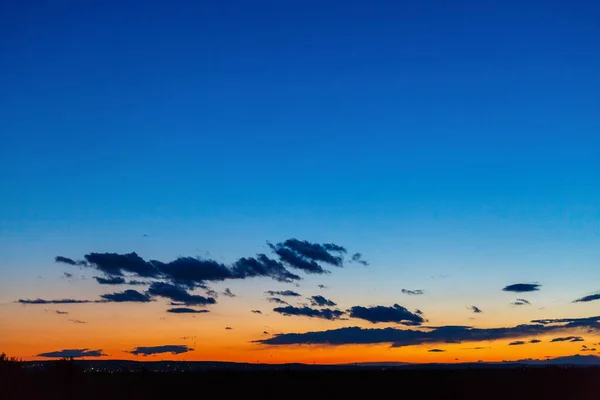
3;366;600;400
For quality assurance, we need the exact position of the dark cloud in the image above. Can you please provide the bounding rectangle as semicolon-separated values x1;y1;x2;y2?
129;345;193;356
428;349;445;352
281;239;346;266
94;276;126;285
256;316;600;347
348;304;425;325
85;252;158;277
350;253;369;266
266;290;301;297
267;297;289;305
153;257;231;287
573;293;600;303
530;339;542;343
205;289;219;297
550;336;584;343
127;280;149;286
55;256;85;266
309;295;337;307
266;239;348;274
512;298;531;306
148;282;216;306
401;289;424;296
37;349;106;358
59;239;354;289
509;341;526;346
18;298;94;304
100;290;152;303
232;254;301;283
69;319;87;324
251;310;262;314
531;316;600;330
273;306;344;320
268;243;326;274
502;283;541;293
468;306;483;314
167;308;210;314
222;288;235;297
581;346;597;352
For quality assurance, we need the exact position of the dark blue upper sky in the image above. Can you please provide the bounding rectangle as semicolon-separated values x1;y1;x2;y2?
1;1;599;301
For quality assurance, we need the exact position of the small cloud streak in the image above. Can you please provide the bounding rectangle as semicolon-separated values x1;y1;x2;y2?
18;298;94;304
101;290;152;303
37;349;106;358
167;308;209;314
550;336;584;343
265;290;301;297
502;283;541;293
401;289;424;296
273;306;344;320
573;293;600;303
129;345;193;356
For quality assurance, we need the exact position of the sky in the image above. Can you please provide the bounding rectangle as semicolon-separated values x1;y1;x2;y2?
1;0;599;364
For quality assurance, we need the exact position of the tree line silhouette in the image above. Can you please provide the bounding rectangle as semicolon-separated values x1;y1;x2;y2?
3;351;600;400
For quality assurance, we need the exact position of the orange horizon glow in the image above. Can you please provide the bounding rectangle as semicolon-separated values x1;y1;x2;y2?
3;300;595;364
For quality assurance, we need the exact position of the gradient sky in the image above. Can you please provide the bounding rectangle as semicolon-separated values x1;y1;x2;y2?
1;0;599;364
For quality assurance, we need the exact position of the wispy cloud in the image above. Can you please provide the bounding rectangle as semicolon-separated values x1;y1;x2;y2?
350;253;369;266
18;298;94;304
265;290;301;297
222;288;235;297
267;297;289;305
401;289;424;296
94;276;126;285
550;336;584;343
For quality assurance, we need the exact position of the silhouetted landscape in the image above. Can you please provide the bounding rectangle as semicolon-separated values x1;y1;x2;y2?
3;354;600;400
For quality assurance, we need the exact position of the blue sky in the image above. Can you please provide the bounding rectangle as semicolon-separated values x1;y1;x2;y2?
1;0;599;362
